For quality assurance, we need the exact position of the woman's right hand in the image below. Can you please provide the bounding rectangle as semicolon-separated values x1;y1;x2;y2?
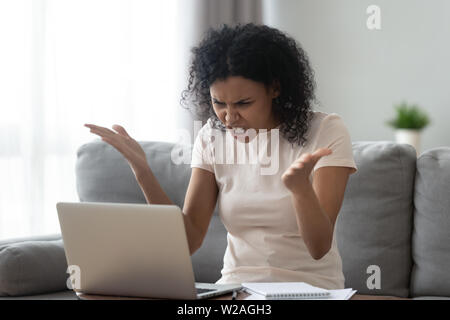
84;123;150;178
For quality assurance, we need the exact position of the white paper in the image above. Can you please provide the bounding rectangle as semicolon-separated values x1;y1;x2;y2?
244;288;357;300
241;282;330;298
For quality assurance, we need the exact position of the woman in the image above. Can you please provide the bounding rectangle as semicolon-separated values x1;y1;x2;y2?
85;23;357;290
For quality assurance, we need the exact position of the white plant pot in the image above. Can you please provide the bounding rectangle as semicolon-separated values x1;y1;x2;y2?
395;129;421;156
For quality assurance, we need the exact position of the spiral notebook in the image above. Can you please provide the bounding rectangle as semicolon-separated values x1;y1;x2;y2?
242;282;331;299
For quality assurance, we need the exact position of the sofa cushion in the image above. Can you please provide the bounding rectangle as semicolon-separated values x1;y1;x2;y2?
412;296;450;300
76;140;192;209
191;213;227;283
0;237;69;296
0;234;62;247
335;141;416;298
0;290;77;300
410;147;450;297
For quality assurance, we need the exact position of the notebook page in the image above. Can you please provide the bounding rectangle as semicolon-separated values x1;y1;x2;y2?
244;288;356;300
242;282;330;298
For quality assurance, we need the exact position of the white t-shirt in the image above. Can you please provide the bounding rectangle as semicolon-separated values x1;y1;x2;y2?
190;111;358;289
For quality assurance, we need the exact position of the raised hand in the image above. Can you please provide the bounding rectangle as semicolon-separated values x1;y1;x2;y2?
84;123;149;177
281;148;332;194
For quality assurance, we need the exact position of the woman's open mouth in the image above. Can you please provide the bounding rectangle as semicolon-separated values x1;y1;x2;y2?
232;127;248;135
229;127;254;139
227;127;258;143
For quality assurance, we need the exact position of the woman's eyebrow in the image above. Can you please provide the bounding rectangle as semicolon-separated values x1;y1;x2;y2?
212;97;252;103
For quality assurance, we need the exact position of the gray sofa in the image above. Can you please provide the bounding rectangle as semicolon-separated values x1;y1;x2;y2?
1;140;449;300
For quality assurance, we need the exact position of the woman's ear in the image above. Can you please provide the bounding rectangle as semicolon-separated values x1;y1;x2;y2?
271;79;281;98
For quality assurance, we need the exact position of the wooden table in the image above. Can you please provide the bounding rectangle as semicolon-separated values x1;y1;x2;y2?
77;291;410;300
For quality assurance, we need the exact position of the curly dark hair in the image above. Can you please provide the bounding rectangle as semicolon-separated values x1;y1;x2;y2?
180;23;317;147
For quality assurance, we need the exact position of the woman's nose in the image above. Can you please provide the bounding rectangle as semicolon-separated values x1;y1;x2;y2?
225;112;239;126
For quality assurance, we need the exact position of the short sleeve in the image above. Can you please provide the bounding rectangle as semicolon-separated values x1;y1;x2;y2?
312;114;358;175
190;120;215;173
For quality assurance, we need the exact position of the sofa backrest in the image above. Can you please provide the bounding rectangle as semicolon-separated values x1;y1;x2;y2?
76;140;191;208
410;147;450;297
336;141;416;298
76;139;441;297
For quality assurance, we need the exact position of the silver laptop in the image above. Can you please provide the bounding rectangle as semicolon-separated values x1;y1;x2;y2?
56;201;241;299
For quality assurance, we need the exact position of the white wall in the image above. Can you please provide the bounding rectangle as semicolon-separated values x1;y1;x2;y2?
263;0;450;152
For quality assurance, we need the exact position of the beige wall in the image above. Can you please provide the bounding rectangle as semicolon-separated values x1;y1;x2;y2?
262;0;450;152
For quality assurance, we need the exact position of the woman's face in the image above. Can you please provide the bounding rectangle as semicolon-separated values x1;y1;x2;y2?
209;76;280;134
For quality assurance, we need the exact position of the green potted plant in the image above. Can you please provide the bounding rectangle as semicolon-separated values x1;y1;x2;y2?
386;101;430;155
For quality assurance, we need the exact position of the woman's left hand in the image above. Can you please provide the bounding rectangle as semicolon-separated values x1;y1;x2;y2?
281;148;332;194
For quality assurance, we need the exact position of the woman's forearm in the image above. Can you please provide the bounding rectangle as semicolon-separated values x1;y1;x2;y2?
290;184;333;260
135;166;173;205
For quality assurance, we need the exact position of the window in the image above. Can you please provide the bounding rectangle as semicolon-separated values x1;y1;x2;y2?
0;0;179;240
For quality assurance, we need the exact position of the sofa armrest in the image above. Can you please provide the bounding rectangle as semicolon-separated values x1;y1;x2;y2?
0;234;69;297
